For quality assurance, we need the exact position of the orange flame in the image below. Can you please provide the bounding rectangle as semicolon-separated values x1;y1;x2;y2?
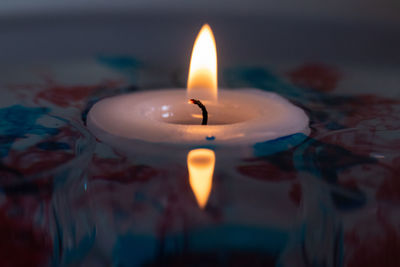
187;24;218;101
187;148;215;209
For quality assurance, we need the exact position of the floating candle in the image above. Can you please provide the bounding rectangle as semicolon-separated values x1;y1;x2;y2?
87;24;309;148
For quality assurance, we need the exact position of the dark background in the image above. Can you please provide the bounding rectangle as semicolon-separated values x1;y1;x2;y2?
0;0;399;68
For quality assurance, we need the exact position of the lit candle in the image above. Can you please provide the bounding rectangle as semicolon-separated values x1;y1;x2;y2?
87;24;309;150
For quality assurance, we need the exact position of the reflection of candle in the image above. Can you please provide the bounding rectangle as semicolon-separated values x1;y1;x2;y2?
187;148;215;209
87;24;309;147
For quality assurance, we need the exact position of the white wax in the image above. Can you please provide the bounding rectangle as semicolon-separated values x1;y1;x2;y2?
87;89;309;147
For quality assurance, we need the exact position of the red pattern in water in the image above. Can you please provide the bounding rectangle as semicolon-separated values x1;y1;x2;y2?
287;63;341;92
289;183;302;206
237;162;296;182
0;199;52;267
345;208;400;267
36;80;120;108
376;156;400;203
89;156;159;184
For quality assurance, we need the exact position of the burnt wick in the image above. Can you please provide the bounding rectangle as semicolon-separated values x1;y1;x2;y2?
189;99;208;125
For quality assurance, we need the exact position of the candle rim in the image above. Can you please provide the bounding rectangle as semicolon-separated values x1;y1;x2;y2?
87;88;310;145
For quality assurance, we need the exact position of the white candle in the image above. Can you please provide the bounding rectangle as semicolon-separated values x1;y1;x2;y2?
87;24;309;151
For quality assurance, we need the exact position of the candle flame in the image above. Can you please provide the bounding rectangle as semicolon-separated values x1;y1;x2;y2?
187;148;215;209
187;24;218;101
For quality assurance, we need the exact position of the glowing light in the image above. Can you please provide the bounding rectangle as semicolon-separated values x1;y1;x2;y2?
187;24;218;101
187;148;215;209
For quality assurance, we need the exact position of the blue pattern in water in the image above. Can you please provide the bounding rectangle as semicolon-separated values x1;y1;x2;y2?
0;105;59;157
97;55;141;82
